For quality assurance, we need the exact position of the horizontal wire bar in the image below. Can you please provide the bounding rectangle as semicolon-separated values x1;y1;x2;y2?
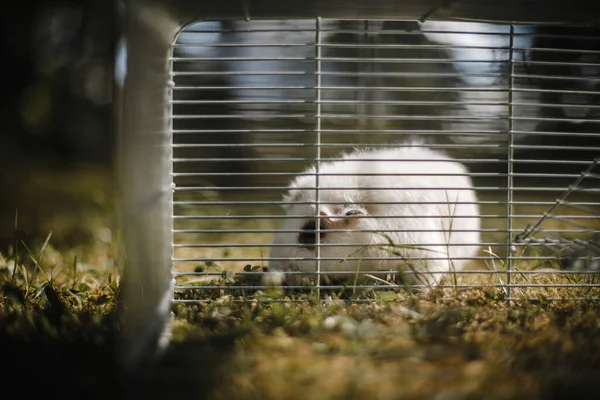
170;114;600;123
173;42;600;55
171;170;596;177
172;233;595;240
170;172;600;181
171;157;598;165
168;129;594;136
175;70;507;79
171;130;506;135
172;228;599;235
171;86;600;96
171;255;508;264
171;237;591;244
170;99;600;110
172;242;596;249
513;73;600;82
171;173;599;180
172;186;600;193
175;222;594;232
171;199;600;206
511;102;600;109
172;297;600;304
173;186;600;193
180;28;514;36
515;60;600;68
173;184;526;191
173;57;504;63
511;131;600;137
171;142;600;152
174;268;598;277
173;85;509;91
172;144;515;151
173;43;511;50
172;257;517;263
172;157;508;163
173;58;600;70
173;43;314;48
172;70;600;82
173;284;600;291
513;85;600;94
172;256;598;263
171;200;598;207
173;70;313;76
173;238;600;244
170;114;507;120
171;211;600;220
170;99;511;106
177;27;600;42
173;228;503;234
173;56;313;62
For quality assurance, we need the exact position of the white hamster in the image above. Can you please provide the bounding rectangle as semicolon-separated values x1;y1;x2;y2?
267;142;481;289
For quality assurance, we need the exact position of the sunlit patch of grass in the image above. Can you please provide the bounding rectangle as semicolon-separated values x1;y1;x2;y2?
0;234;120;325
0;235;122;397
166;288;600;400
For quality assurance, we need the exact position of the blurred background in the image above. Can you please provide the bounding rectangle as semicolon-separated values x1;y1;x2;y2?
0;0;116;249
2;0;599;254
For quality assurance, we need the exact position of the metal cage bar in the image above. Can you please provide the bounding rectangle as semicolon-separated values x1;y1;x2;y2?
506;24;516;299
315;17;324;293
168;20;600;300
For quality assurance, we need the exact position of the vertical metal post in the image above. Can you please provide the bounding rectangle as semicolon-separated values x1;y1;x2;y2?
506;24;516;300
117;1;178;369
357;20;370;128
315;17;323;295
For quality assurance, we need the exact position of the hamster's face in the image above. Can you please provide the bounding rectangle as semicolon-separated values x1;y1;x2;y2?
268;189;374;277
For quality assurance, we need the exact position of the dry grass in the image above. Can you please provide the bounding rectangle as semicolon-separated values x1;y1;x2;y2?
1;164;600;399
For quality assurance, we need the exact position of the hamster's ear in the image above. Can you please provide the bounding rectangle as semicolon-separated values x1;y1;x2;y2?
281;192;292;211
281;175;303;211
282;188;299;211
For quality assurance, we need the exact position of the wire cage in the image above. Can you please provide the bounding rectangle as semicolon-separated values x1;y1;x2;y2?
117;0;600;368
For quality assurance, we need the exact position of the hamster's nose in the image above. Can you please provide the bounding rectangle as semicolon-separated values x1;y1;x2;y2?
298;219;327;249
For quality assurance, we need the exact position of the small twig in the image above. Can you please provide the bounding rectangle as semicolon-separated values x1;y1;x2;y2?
483;247;508;298
362;274;395;286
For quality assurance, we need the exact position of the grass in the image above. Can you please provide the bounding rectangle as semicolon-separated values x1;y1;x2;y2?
1;163;600;399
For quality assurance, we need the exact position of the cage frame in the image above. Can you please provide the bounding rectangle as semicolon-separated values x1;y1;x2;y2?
117;0;599;370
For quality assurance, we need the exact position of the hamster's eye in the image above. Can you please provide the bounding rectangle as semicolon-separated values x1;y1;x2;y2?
345;209;364;216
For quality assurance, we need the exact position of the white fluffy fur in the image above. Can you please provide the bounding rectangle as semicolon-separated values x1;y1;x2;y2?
267;143;481;288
